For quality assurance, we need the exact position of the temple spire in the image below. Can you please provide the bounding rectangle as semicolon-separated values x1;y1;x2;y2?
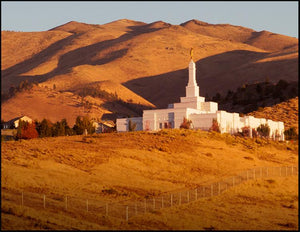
190;47;194;61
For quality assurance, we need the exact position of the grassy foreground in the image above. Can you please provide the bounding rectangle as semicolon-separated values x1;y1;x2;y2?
1;129;298;230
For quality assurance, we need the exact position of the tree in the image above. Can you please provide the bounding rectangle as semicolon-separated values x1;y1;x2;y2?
73;116;95;135
180;117;192;129
284;127;298;140
209;118;220;133
16;120;38;140
257;123;270;139
36;119;53;137
128;119;137;131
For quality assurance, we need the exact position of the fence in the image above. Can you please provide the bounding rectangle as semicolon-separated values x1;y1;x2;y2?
2;165;298;224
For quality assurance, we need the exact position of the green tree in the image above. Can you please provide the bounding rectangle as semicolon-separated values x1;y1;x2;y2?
257;123;270;139
284;127;298;140
36;119;53;137
73;116;95;135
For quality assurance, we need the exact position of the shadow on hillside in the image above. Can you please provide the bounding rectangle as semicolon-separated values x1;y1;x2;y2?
123;50;298;109
2;24;165;93
100;100;154;120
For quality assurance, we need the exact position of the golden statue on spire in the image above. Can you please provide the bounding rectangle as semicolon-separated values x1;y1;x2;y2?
190;47;194;61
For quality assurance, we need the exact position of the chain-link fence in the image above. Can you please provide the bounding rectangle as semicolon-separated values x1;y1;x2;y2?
2;166;298;223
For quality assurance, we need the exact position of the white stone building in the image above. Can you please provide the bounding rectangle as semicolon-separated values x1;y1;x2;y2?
117;57;285;141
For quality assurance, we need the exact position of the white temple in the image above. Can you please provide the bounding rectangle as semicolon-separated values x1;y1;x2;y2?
117;51;285;141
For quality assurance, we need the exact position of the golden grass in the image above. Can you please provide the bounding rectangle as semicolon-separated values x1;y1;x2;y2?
1;129;298;229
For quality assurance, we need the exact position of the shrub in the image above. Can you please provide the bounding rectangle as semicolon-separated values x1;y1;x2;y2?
180;117;192;129
241;126;250;137
128;119;137;131
209;118;220;133
252;128;258;138
284;127;298;140
257;123;270;139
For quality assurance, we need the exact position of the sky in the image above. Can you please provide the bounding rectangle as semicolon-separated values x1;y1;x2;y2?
1;1;298;38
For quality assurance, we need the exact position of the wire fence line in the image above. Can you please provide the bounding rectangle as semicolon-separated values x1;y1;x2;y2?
2;165;298;223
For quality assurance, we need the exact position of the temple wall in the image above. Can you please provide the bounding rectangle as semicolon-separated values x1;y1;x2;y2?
116;117;143;132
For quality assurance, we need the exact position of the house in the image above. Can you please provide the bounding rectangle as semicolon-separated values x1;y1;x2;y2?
2;116;33;129
93;120;115;133
116;51;285;141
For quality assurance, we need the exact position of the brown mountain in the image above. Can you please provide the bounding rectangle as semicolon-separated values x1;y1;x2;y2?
1;19;298;125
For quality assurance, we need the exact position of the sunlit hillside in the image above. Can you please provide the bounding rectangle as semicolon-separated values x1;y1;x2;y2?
1;129;298;229
1;19;298;124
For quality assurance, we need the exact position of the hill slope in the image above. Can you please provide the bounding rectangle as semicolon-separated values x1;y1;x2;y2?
1;19;298;123
1;130;298;229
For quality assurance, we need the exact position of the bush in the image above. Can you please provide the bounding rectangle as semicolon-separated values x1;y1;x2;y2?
257;123;270;139
209;118;220;133
252;128;258;138
128;119;137;131
241;126;250;137
284;127;298;140
180;117;192;129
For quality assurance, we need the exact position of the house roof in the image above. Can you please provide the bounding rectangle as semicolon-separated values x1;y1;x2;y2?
4;116;32;125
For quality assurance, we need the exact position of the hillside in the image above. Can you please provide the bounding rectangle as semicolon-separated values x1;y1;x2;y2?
1;130;298;229
1;19;298;123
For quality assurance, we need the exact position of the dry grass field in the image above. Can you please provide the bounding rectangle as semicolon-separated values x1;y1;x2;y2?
1;129;298;230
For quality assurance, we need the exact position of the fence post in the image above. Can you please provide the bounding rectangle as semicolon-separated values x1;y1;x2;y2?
135;201;137;215
126;206;128;222
260;167;262;178
162;196;164;208
86;199;88;212
218;182;221;195
106;203;108;216
187;191;189;203
65;196;68;210
21;192;24;207
280;166;282;176
195;188;197;200
43;194;46;209
179;192;181;205
170;194;173;207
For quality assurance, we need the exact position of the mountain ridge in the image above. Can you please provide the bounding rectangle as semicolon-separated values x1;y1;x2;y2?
1;19;298;125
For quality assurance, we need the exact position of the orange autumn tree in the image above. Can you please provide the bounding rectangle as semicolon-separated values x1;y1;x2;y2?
16;120;39;140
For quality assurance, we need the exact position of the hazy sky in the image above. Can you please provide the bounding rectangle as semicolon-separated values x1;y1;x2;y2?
1;1;298;38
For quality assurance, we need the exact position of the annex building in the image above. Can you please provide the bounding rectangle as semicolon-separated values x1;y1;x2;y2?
116;52;285;141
